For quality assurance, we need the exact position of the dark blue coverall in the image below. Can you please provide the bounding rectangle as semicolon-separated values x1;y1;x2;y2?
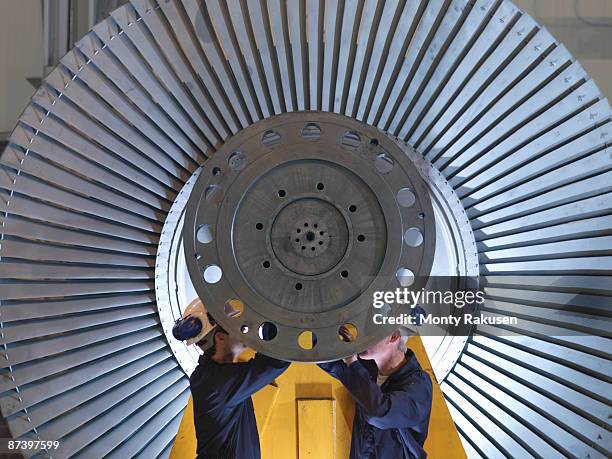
319;349;432;459
190;352;290;459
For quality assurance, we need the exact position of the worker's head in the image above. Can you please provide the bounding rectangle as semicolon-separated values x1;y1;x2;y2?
358;327;412;361
204;313;246;358
173;299;246;359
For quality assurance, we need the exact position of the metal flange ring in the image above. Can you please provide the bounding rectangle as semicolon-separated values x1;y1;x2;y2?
184;112;435;362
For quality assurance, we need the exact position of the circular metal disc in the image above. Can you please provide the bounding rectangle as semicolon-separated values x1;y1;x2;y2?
184;112;435;362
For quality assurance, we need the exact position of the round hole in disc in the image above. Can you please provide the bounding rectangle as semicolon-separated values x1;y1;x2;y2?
316;182;325;190
212;166;222;176
258;322;277;340
341;131;361;150
224;299;244;318
256;222;264;230
370;138;379;146
262;130;281;148
278;189;286;197
374;152;394;174
295;282;303;290
349;205;357;212
301;123;321;140
298;330;317;350
396;267;415;287
203;265;222;284
240;325;249;334
228;151;247;171
205;185;224;205
196;224;213;244
397;188;416;207
404;227;423;247
340;270;348;278
338;323;358;342
262;260;271;268
357;234;366;242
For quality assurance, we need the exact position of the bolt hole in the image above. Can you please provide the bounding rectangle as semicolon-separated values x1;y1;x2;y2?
341;270;348;278
397;188;416;207
311;247;315;251
396;267;415;287
297;229;301;233
301;246;306;250
224;299;244;318
196;224;213;244
298;330;317;350
258;322;277;340
205;184;224;204
262;130;281;148
419;212;425;219
256;222;264;230
318;241;323;245
278;189;286;197
349;205;357;212
370;138;379;146
314;223;318;228
212;166;222;176
320;231;324;235
357;234;366;242
203;265;222;284
304;222;309;227
262;260;271;268
295;282;303;290
316;183;325;191
240;325;249;334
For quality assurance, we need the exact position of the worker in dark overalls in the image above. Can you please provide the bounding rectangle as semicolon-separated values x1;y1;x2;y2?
173;299;290;459
318;327;432;459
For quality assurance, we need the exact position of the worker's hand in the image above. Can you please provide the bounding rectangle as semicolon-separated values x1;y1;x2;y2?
338;324;355;342
338;325;358;365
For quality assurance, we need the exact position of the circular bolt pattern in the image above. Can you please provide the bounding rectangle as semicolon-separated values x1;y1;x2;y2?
185;113;435;362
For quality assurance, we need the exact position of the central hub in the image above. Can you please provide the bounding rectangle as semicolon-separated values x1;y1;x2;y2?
272;198;347;275
232;159;386;313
